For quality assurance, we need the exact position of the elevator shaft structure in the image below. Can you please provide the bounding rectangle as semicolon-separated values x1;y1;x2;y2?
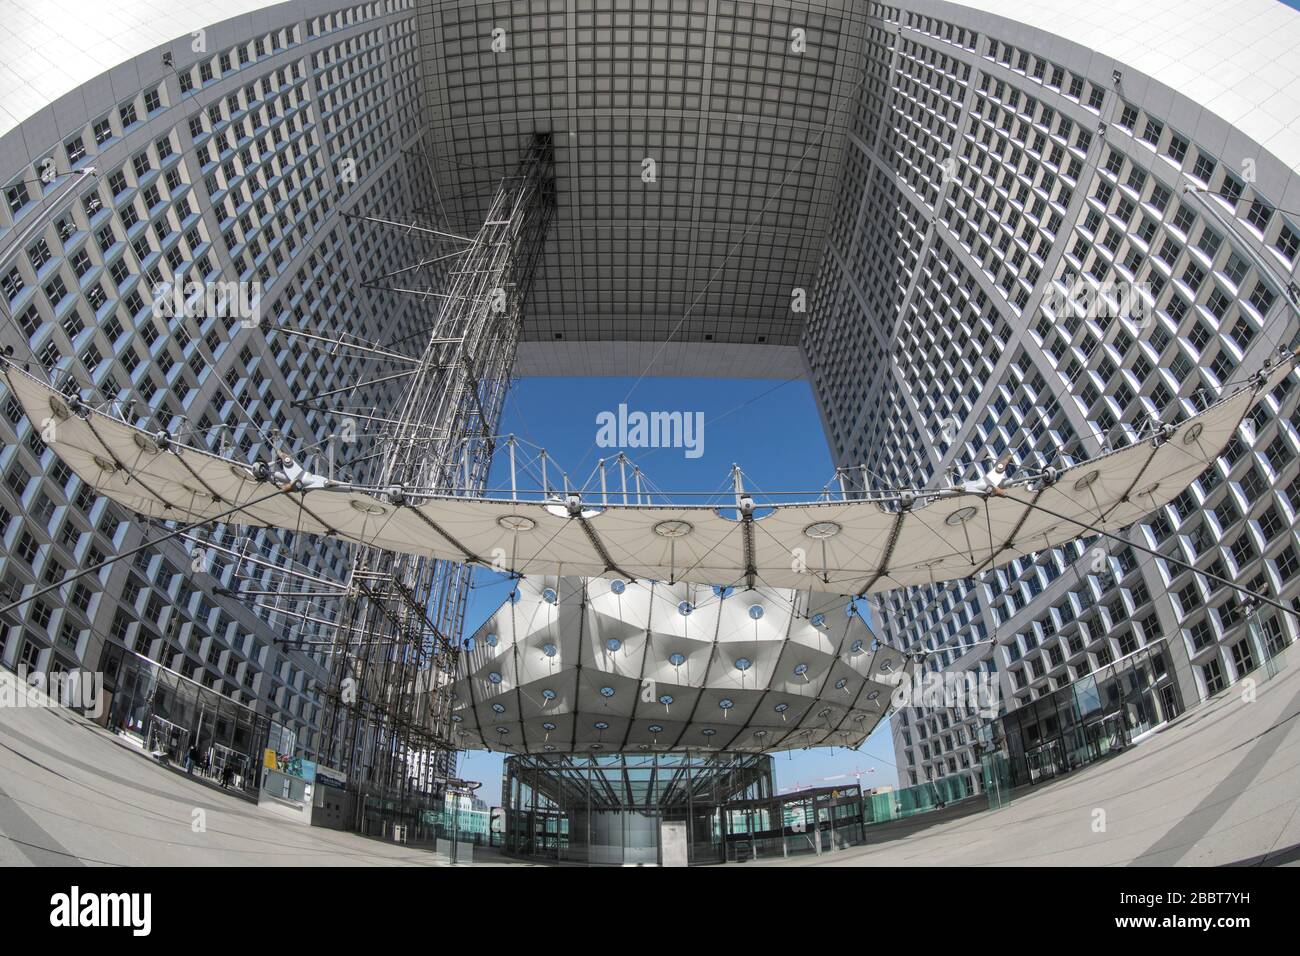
321;135;555;811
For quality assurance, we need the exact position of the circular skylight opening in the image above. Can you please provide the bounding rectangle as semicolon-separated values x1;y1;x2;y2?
350;499;387;515
712;584;734;599
774;702;789;713
748;605;764;620
719;699;733;710
658;694;674;706
648;724;664;734
606;638;622;651
594;721;609;730
542;688;556;701
867;691;880;701
610;579;626;594
793;663;809;675
451;714;463;723
811;613;826;628
701;728;716;737
491;703;506;714
495;726;509;735
654;520;693;538
599;686;615;698
496;514;536;532
486;633;498;647
803;521;841;539
543;744;556;752
678;601;694;616
835;678;849;690
734;657;751;671
92;455;117;473
542;722;556;731
488;672;502;684
851;640;865;653
1073;470;1100;491
669;652;686;667
1183;422;1204;444
542;587;558;604
542;643;557;658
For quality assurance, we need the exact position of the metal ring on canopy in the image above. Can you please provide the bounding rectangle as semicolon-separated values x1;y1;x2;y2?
654;520;692;538
133;432;160;453
945;506;978;525
803;521;841;539
497;514;536;531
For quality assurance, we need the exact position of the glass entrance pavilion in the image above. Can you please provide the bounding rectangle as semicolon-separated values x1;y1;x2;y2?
503;751;774;865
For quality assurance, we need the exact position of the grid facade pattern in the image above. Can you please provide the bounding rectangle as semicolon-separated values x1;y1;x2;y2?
0;0;432;761
804;2;1300;791
416;0;864;347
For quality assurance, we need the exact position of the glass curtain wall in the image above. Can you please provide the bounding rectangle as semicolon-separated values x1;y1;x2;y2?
997;640;1182;788
100;643;270;794
863;775;977;823
504;751;774;865
723;785;866;860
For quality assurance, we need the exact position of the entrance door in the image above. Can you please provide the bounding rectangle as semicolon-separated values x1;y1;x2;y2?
1160;684;1180;723
660;820;689;866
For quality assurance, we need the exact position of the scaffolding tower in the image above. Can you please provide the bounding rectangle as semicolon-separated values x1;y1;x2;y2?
318;134;555;821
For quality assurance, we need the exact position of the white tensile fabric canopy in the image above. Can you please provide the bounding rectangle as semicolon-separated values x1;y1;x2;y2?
4;355;1293;597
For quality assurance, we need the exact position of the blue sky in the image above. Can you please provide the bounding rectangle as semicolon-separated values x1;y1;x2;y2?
454;374;903;799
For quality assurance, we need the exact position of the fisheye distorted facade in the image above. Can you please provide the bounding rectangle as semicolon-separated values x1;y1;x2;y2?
803;1;1300;791
1;0;1299;798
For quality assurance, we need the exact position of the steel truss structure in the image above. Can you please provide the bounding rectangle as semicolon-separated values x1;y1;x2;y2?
316;134;555;808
